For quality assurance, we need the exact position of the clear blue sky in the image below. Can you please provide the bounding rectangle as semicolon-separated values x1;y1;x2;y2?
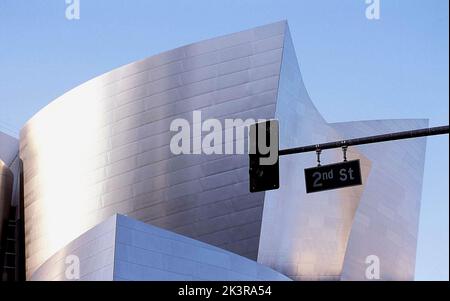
0;0;448;280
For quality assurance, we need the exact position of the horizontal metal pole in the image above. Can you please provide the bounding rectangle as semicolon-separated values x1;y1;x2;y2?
279;125;449;156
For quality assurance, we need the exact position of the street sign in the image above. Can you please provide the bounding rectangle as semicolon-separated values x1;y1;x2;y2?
304;160;362;193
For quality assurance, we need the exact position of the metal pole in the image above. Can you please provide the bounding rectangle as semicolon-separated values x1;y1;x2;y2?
279;125;449;156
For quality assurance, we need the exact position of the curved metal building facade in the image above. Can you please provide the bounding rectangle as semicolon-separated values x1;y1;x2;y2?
19;21;427;280
21;21;286;278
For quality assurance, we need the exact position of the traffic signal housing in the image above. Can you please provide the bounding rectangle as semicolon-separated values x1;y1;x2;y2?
249;120;279;193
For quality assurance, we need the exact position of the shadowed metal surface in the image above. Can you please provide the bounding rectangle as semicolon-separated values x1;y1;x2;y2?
0;131;19;167
258;28;372;280
0;160;13;246
0;131;19;245
334;119;427;280
256;27;427;280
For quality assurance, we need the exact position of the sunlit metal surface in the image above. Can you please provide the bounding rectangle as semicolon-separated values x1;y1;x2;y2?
20;21;427;280
31;214;291;281
21;21;286;278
